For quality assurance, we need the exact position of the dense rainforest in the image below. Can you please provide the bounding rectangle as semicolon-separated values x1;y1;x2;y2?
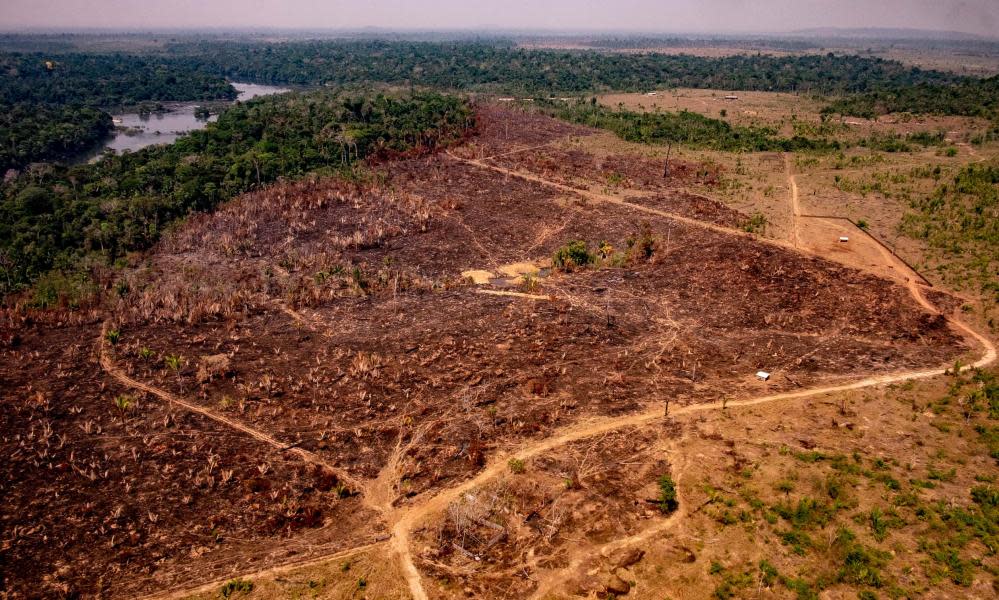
0;41;982;173
0;104;114;172
0;53;237;106
164;40;961;94
0;52;237;171
0;91;472;297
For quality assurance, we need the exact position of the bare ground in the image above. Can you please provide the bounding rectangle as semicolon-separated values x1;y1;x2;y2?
0;106;985;599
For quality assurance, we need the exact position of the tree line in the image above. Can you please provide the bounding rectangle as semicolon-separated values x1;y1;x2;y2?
823;75;999;119
543;99;839;152
162;40;961;95
0;104;113;172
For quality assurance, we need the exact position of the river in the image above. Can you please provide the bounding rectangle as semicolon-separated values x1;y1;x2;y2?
75;82;289;163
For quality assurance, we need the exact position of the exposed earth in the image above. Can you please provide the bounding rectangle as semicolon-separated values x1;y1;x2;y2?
1;105;995;600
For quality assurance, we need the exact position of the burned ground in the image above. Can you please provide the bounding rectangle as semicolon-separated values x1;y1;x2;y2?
413;426;673;599
0;106;974;598
0;325;375;599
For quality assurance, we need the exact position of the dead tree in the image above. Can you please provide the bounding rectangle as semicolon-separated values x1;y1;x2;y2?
662;142;673;178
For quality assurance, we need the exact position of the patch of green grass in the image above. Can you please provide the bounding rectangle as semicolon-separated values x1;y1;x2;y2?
865;507;904;542
927;466;956;482
220;578;254;599
507;458;525;474
975;424;999;462
792;450;827;463
772;497;835;530
780;529;813;555
104;329;121;345
742;212;767;234
711;565;755;600
782;576;819;600
834;527;890;588
758;560;779;587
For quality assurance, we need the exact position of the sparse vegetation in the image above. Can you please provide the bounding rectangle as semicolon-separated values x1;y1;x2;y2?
900;162;999;303
507;458;526;474
220;577;254;598
742;212;768;234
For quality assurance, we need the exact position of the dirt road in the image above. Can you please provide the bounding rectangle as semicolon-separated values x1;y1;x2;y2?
139;151;996;600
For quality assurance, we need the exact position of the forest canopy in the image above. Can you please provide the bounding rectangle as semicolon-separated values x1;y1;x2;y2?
823;75;999;119
0;52;237;170
543;99;839;152
0;52;237;107
164;40;962;95
0;104;113;172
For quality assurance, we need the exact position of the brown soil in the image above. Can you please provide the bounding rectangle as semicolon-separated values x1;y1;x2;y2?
0;106;981;599
0;326;375;599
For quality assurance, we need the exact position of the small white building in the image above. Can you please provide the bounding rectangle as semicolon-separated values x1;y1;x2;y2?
756;371;771;381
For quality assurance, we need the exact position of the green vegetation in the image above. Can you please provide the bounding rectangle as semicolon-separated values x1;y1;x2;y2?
705;368;999;597
552;240;595;272
0;52;236;107
900;162;999;304
0;90;472;297
742;212;767;234
658;474;679;514
507;458;526;474
824;75;999;119
0;52;237;169
171;40;959;94
163;354;183;372
220;578;254;599
544;99;839;152
0;104;113;171
112;394;133;414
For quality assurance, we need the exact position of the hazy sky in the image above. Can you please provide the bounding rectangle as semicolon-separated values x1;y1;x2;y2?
2;1;998;37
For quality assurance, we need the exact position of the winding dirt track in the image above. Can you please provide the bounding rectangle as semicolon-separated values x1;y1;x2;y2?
388;154;996;600
129;151;995;600
391;310;994;600
96;323;370;501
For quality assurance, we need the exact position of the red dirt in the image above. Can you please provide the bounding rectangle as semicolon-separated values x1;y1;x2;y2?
0;325;376;599
0;106;970;599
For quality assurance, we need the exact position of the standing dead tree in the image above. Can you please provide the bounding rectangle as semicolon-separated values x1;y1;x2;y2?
662;141;673;179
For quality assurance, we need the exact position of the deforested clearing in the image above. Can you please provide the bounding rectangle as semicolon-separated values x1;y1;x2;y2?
3;105;989;599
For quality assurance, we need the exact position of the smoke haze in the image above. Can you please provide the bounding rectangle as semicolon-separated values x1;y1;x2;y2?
1;0;997;37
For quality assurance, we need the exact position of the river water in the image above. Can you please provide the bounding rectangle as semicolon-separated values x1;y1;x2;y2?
76;82;289;163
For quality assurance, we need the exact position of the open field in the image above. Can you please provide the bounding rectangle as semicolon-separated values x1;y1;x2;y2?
598;89;992;137
1;105;996;600
593;89;999;303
